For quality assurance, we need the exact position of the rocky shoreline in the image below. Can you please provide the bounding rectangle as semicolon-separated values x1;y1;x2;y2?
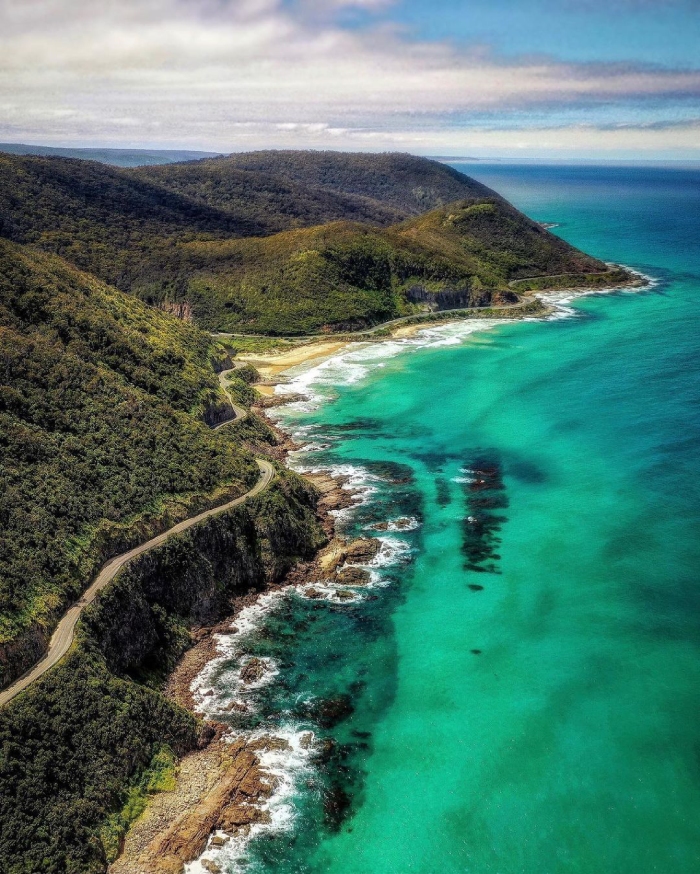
110;398;383;874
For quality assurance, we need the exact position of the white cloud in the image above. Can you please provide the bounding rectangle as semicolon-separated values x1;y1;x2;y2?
0;0;698;155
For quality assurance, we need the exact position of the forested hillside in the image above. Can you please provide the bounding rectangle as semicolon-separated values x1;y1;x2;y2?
179;150;498;215
143;199;606;334
0;151;616;335
0;239;258;688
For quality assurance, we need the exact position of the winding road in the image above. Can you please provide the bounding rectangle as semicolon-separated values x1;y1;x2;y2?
217;365;248;425
0;371;274;708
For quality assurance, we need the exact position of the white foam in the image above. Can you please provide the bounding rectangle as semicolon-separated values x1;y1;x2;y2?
191;589;291;717
267;318;505;416
535;263;658;316
185;726;317;874
364;516;421;533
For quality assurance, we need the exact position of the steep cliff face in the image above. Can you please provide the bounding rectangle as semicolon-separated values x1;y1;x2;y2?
81;471;324;677
0;469;325;874
404;284;519;311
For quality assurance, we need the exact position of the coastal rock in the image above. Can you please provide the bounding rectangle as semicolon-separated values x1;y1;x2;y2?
304;587;324;599
335;567;371;586
335;589;356;601
239;658;268;685
219;804;271;830
201;861;221;874
256;392;307;409
141;743;262;873
210;835;230;848
344;538;381;563
248;736;291;754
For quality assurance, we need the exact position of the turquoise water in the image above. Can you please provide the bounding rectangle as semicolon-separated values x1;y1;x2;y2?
203;165;700;874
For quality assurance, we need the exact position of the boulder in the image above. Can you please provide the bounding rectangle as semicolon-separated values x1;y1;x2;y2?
335;590;356;601
344;538;381;563
336;567;371;586
239;658;268;685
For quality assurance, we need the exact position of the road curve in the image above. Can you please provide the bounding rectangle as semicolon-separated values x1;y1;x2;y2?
217;365;249;425
0;458;276;708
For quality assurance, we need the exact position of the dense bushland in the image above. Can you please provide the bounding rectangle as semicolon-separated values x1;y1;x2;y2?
0;151;612;334
0;240;258;684
0;473;324;874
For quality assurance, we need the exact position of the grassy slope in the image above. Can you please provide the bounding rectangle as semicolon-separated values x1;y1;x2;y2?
0;239;259;681
167;199;606;334
0;151;613;335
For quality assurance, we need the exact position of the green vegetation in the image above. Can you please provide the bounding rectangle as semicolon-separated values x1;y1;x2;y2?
0;648;198;874
0;151;620;335
0;149;630;873
0;474;323;874
509;267;632;292
0;239;259;686
153;199;606;334
100;745;177;862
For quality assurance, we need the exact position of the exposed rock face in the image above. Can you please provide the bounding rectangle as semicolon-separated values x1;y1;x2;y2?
404;285;518;311
335;567;371;586
113;736;282;874
256;393;308;409
304;472;359;515
81;473;324;679
202;399;236;428
344;538;381;564
239;657;268;685
158;301;194;322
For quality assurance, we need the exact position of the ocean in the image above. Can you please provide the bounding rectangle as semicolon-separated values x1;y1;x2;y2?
188;164;700;874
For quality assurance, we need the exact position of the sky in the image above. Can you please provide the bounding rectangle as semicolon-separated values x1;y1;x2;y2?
1;0;699;160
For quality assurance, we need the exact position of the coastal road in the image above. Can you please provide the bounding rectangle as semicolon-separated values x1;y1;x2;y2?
217;365;249;425
0;376;274;708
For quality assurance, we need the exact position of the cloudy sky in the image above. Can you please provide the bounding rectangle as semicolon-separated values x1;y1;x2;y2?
1;0;699;159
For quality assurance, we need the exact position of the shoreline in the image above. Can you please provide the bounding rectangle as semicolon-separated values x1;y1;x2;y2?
110;271;654;874
228;268;650;389
110;446;380;874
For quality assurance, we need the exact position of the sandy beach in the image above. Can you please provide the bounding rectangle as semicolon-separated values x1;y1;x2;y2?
239;340;352;381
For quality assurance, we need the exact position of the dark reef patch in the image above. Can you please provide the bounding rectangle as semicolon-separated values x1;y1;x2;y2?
436;477;452;507
461;454;509;574
506;457;548;484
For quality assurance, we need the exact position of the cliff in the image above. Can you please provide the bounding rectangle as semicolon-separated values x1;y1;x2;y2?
0;471;324;874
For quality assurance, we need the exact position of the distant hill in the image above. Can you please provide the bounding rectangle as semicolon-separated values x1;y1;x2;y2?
0;143;220;167
0;150;612;334
134;151;496;221
0;238;258;686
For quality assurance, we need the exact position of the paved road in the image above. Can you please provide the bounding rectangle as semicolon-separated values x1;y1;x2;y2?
0;378;274;708
211;302;522;344
217;365;248;425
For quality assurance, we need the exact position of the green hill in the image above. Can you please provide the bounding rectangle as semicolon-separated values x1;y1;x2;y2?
138;198;606;334
0;143;221;167
131;150;496;229
192;150;499;214
0;151;619;336
0;238;259;688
